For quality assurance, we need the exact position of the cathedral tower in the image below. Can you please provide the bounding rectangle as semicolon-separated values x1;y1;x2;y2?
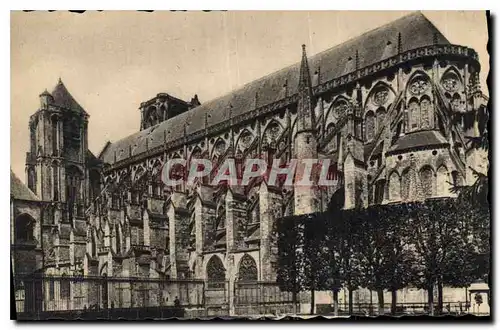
26;79;90;225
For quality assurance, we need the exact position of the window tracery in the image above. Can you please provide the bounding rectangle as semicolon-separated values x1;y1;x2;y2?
365;111;375;141
420;96;432;129
441;72;460;93
373;88;389;106
206;256;225;287
238;254;258;282
409;76;430;96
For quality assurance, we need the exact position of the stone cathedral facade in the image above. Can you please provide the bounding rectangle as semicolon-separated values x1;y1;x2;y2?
12;13;489;312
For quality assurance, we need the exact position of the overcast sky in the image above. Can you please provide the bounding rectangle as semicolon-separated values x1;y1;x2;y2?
10;11;489;182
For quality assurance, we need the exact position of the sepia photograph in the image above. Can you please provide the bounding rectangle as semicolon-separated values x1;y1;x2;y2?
9;10;490;320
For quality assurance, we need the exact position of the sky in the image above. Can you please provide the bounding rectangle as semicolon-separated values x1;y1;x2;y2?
10;11;489;182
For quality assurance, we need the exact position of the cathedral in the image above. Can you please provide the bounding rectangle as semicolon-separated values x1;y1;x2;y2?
12;12;489;315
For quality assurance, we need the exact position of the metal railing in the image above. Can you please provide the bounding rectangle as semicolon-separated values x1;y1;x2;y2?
234;281;299;316
13;274;205;320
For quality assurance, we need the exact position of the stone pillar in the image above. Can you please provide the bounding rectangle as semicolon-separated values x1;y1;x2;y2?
143;210;150;247
225;191;235;251
259;183;282;281
227;254;236;316
167;203;177;279
343;153;367;210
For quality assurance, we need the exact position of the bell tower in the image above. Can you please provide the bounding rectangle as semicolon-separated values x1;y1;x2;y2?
26;78;90;224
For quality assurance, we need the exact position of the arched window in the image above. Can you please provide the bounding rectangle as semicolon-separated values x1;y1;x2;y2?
91;233;97;257
263;121;282;146
420;166;434;199
365;111;375;141
60;273;70;299
388;172;401;201
238;254;258;282
374;179;386;204
116;225;122;254
51;116;58;156
15;214;34;242
216;205;226;230
52;162;59;201
247;201;260;224
408;98;420;131
66;166;83;220
206;256;226;288
401;168;411;201
376;107;386;133
420;96;432;129
28;167;36;193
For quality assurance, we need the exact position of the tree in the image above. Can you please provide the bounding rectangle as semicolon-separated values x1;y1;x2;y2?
354;207;386;315
407;199;480;315
276;215;306;314
303;214;330;315
337;208;362;315
378;203;417;315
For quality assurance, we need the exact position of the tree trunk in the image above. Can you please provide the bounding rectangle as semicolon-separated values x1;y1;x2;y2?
427;284;434;316
377;289;384;315
310;289;315;315
348;289;354;315
292;289;298;315
369;290;373;316
333;290;339;316
437;279;443;315
391;289;397;315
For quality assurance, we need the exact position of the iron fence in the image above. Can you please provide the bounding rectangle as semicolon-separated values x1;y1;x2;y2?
13;274;204;320
319;301;474;316
234;281;299;316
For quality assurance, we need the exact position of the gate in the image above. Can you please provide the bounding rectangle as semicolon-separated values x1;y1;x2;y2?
234;281;297;316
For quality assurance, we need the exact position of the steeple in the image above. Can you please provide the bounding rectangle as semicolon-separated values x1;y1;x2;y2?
293;44;319;215
297;44;315;133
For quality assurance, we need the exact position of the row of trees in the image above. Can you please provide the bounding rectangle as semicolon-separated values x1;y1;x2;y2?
276;195;490;315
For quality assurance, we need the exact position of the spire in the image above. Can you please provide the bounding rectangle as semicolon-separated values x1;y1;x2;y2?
299;44;313;95
297;44;315;132
39;89;52;97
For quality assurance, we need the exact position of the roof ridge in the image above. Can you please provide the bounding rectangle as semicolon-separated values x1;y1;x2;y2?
189;12;439;112
101;12;453;165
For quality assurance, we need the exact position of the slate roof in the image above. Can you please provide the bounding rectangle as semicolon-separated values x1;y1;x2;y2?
51;79;87;114
11;170;40;201
388;130;448;153
100;12;449;165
